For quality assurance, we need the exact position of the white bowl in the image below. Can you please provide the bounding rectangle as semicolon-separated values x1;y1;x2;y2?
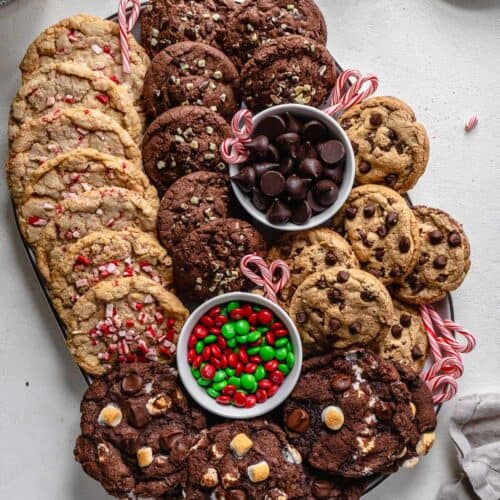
229;104;355;232
176;292;303;419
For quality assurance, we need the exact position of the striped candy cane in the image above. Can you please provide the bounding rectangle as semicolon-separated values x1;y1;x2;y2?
240;255;290;304
464;115;479;132
118;0;141;74
220;109;254;164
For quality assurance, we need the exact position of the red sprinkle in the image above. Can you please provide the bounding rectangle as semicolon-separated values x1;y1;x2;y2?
95;94;109;105
75;254;92;266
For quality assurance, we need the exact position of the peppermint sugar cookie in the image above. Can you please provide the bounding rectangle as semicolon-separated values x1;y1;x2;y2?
67;276;189;376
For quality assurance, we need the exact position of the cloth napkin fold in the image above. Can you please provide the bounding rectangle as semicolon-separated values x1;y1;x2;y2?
438;393;500;500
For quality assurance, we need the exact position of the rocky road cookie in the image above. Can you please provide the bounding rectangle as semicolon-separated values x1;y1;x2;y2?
143;41;241;121
283;350;435;478
34;187;158;280
142;105;231;195
342;185;421;285
223;0;328;68
74;363;206;497
7;107;141;204
241;35;336;113
290;267;393;354
157;171;230;252
49;230;173;323
372;299;429;373
140;0;236;57
340;96;429;193
10;62;142;142
67;276;188;376
172;218;266;302
185;420;308;499
267;228;359;309
20;14;149;106
17;149;157;245
391;206;471;304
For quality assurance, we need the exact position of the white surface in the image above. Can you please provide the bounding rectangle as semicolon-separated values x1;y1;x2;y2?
0;0;499;499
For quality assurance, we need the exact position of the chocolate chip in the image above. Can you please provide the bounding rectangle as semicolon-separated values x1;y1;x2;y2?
349;322;362;334
437;274;448;282
276;132;301;156
253;162;278;179
251;187;272;212
351;142;359;154
311;480;334;498
279;157;295;176
125;401;151;428
306;190;328;213
400;314;412;327
370;113;383;126
387;129;398;141
429;229;444;245
121;374;143;395
268;143;280;162
374;248;385;262
325;251;337;265
361;290;375;302
399;236;411;253
296;312;308;324
384;173;398;187
254;114;287;140
386;212;399;226
359;160;372;174
327;288;342;303
324;166;344;184
291;200;312;225
119;431;140;455
391;325;403;338
285;175;310;200
337;270;350;283
419;254;429;265
330;373;352;392
363;205;375;218
280;245;292;258
316;140;345;165
433;255;448;269
314;179;339;206
296;141;317;162
260;171;285;197
328;318;341;332
231;165;255;192
302;120;328;144
411;346;424;360
266;198;292;224
390;265;403;278
345;206;357;219
298;158;323;179
409;278;425;292
448;230;462;247
374;400;393;421
315;276;328;289
286;407;310;433
160;429;184;451
376;225;388;237
245;135;269;159
285;112;302;134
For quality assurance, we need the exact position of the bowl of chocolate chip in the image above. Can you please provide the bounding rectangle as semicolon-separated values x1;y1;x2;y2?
229;104;355;231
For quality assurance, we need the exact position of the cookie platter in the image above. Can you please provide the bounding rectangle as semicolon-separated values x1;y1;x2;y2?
6;1;473;499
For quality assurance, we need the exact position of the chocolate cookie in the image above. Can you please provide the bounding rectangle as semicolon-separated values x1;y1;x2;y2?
185;420;308;499
157;171;230;252
74;363;206;498
223;0;327;68
289;267;393;354
241;35;336;113
372;299;429;373
267;228;359;309
67;276;188;376
140;0;236;57
340;96;429;193
143;41;240;121
283;350;436;478
304;467;366;500
342;185;421;285
172;218;267;302
142;105;232;195
391;206;471;304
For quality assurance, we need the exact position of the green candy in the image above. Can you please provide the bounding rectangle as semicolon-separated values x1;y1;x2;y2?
286;352;295;369
275;338;289;348
275;347;287;361
226;301;240;313
220;307;228;317
247;346;261;355
253;305;261;311
225;367;235;377
260;345;275;361
227;338;237;349
235;320;250;335
212;380;228;392
228;376;241;388
241;373;256;390
213;370;227;383
197;378;211;387
248;380;258;393
247;331;261;343
221;323;236;339
191;368;201;379
204;334;218;344
287;342;294;353
278;363;290;376
255;365;266;381
195;341;204;354
236;335;248;344
207;388;220;398
258;326;269;333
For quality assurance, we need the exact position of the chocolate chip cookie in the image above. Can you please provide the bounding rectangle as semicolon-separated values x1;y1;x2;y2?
67;276;188;376
267;228;359;309
172;218;267;302
342;185;421;285
185;420;308;499
142;105;232;195
340;96;429;193
140;0;236;57
17;149;157;245
241;35;336;113
143;41;241;121
49;229;173;323
371;299;429;373
283;350;436;478
74;363;206;497
223;0;328;68
290;267;393;354
157;171;230;252
391;206;471;304
7;107;141;204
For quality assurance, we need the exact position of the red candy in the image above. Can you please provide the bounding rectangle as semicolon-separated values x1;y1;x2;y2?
202;346;211;361
238;349;249;364
244;395;257;408
241;304;253;317
265;332;275;345
248;313;258;325
264;360;279;372
249;355;262;364
217;336;227;349
216;395;232;405
187;349;196;363
214;315;228;327
258;379;272;390
201;364;215;380
234;391;247;407
244;363;257;374
271;322;284;331
193;355;202;369
194;325;208;339
211;345;222;358
267;384;279;397
257;309;273;325
256;389;268;403
274;329;289;338
230;308;244;320
200;315;213;328
269;370;285;385
222;385;236;396
188;335;197;348
209;306;220;318
235;362;243;376
212;358;221;369
227;353;237;368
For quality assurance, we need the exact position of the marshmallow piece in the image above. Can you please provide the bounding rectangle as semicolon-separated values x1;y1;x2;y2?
416;432;436;456
321;405;344;431
211;444;224;459
230;433;253;457
222;470;240;488
146;393;172;416
410;402;417;417
402;456;419;468
200;467;219;488
97;443;109;463
97;404;122;427
357;436;376;454
396;446;408;459
247;461;270;483
265;490;288;500
137;447;153;468
282;445;302;464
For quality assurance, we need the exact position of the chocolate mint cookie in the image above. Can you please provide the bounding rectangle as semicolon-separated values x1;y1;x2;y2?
241;35;336;113
157;171;230;252
142;105;231;195
143;41;240;121
172;218;266;302
283;350;436;478
74;363;206;498
223;0;327;67
391;206;471;304
185;420;308;499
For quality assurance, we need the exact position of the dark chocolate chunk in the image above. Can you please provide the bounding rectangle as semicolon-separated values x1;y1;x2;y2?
306;190;328;213
328;318;342;332
429;229;444;245
279;157;295;176
125;400;151;428
291;200;312;225
400;314;412;327
253;162;279;180
337;270;350;283
399;236;411;253
231;165;256;192
314;179;339;206
285;112;303;134
286;175;311;200
296;312;308;324
298;158;323;179
266;198;292;224
286;408;310;433
391;325;403;338
317;139;345;165
448;231;462;247
251;187;272;212
349;322;362;334
324;166;344;184
363;205;375;218
121;374;143;395
330;373;352;392
433;255;448;269
386;212;399;226
302;120;329;144
254;114;287;140
245;135;269;159
268;143;280;162
359;160;372;174
260;171;285;197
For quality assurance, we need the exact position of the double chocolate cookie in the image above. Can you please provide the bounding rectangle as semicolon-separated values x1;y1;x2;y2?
241;35;336;113
172;218;266;302
143;41;240;121
185;420;308;499
157;171;230;252
142;105;231;195
74;363;207;498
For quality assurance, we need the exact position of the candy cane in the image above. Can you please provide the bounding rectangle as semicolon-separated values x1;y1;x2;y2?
118;0;141;74
464;115;479;132
240;254;290;304
220;109;254;164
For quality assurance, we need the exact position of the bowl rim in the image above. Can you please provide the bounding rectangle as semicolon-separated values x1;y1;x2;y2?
176;292;303;419
229;103;355;232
